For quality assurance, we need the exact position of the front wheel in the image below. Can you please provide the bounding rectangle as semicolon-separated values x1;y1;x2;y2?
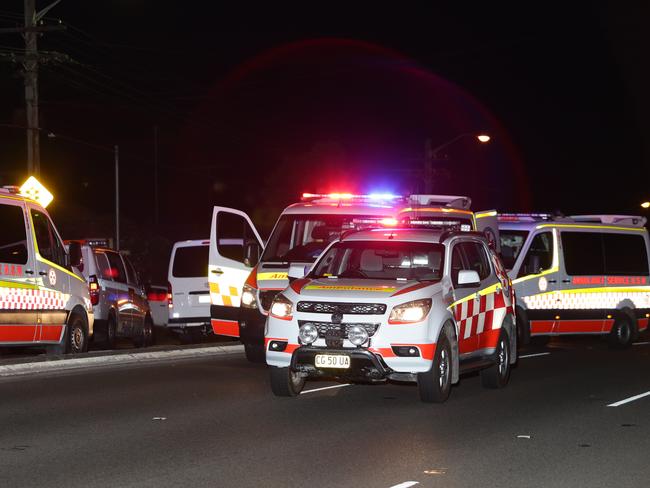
270;366;305;397
417;334;452;403
481;329;511;389
609;316;635;349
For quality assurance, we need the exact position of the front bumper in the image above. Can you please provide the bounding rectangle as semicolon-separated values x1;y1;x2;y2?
291;347;391;382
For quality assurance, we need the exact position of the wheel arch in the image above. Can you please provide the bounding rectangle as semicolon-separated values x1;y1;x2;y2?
438;319;460;384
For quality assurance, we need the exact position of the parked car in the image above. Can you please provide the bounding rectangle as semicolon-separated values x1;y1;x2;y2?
70;240;154;348
146;284;169;328
168;240;211;342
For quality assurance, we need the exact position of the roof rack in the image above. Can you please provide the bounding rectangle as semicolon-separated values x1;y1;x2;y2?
1;185;20;195
568;215;647;227
497;213;553;222
408;194;471;210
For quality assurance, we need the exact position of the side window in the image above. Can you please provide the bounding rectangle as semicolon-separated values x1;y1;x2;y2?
450;245;465;287
217;212;256;264
105;251;127;283
123;256;140;285
94;252;113;281
31;209;67;268
518;232;554;278
603;233;649;276
561;232;604;276
0;204;28;264
461;242;491;281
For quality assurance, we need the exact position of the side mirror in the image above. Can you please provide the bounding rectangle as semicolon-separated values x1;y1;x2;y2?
457;269;480;288
288;263;309;282
244;241;261;268
68;241;83;269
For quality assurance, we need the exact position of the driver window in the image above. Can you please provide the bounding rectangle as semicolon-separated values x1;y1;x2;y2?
450;245;465;287
31;209;68;269
217;212;257;264
518;232;554;278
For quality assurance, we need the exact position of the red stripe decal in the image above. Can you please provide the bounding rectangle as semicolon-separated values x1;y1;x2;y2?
0;325;39;342
290;278;311;294
211;319;239;337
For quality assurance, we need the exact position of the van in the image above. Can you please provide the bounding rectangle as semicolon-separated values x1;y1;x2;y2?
498;214;650;347
0;187;94;354
168;240;211;341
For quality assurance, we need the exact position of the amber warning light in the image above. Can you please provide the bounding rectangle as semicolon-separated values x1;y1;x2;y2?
19;176;53;208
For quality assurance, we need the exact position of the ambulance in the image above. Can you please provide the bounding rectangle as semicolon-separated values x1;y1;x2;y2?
209;193;498;362
498;213;650;347
265;226;516;402
0;185;94;354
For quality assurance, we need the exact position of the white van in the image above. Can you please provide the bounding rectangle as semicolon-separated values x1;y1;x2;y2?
208;193;498;362
498;214;650;348
167;240;211;341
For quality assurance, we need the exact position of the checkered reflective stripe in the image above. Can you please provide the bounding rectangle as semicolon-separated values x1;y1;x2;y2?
209;282;240;307
523;289;650;310
453;289;509;339
0;287;68;310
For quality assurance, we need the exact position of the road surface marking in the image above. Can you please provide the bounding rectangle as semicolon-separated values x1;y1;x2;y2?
519;352;551;358
300;383;351;395
607;391;650;407
389;482;419;488
633;341;650;346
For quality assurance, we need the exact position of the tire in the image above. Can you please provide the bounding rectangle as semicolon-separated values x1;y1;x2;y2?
608;315;635;349
134;316;154;348
270;366;305;397
516;307;531;346
65;314;89;354
481;329;511;389
244;343;266;363
105;314;117;349
417;333;452;403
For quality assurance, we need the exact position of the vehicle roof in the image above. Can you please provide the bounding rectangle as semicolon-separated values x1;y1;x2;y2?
0;189;42;208
498;220;648;232
172;239;210;248
340;228;452;244
281;201;396;216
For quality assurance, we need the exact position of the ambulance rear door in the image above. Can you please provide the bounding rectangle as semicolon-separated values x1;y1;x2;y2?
209;207;263;337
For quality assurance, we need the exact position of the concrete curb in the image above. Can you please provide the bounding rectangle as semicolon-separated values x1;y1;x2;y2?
0;344;245;378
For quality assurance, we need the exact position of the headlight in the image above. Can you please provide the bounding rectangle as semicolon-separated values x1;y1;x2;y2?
241;284;257;308
298;323;318;344
270;293;293;320
388;298;432;324
348;324;369;346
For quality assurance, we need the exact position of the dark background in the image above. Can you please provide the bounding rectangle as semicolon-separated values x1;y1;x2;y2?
1;2;649;282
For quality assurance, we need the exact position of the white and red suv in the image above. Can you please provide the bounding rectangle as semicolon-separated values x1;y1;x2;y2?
265;227;516;402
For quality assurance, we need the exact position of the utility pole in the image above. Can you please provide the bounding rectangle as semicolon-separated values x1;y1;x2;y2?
153;125;159;225
24;0;39;176
115;145;120;251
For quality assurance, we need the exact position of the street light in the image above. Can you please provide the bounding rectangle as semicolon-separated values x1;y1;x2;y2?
641;201;650;209
424;132;491;193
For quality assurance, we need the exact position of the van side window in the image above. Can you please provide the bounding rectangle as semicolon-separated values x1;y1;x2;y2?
217;212;256;264
460;242;491;281
30;209;67;269
561;232;604;276
105;252;127;283
94;252;112;280
0;204;28;265
518;232;554;278
123;256;140;285
603;233;649;276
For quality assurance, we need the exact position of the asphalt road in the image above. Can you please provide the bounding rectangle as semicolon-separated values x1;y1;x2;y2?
1;337;649;488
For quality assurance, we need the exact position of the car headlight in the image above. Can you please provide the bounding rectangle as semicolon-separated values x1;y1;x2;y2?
298;323;318;344
348;324;369;346
270;293;293;320
241;284;257;309
388;298;432;324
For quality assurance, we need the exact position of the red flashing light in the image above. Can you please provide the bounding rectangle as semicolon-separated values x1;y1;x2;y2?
381;218;398;226
88;275;100;306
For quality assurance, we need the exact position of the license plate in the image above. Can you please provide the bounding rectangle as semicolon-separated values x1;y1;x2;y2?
315;354;350;369
198;295;211;304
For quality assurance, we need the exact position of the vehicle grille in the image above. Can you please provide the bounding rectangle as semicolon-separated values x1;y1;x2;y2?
296;301;387;315
260;290;280;312
297;321;380;338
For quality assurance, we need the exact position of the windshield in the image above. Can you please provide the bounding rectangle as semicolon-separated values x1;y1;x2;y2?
261;214;392;263
499;230;529;270
311;240;445;281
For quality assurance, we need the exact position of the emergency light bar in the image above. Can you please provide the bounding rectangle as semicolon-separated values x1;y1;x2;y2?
301;192;402;202
402;218;472;232
497;213;553;222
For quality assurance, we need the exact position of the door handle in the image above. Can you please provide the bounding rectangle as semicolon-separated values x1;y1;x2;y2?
561;279;571;283
25;269;34;275
211;269;224;275
548;279;557;283
39;271;47;276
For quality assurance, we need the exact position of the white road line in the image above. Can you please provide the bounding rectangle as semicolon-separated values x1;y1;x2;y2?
607;391;650;407
388;482;419;488
300;383;351;395
519;352;551;359
633;341;650;346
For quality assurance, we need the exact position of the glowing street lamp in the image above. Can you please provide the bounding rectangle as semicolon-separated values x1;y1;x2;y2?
641;202;650;209
477;134;491;143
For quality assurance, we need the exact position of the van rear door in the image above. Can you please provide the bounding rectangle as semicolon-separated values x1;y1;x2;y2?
209;207;263;337
169;243;211;322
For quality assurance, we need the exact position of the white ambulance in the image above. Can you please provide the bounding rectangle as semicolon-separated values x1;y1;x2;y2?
0;186;94;354
265;227;516;402
498;213;650;347
209;193;498;362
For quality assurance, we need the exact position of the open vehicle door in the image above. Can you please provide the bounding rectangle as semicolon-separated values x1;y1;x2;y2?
474;210;500;254
209;207;263;337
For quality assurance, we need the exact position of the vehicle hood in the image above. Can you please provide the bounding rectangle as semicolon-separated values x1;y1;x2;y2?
291;277;441;300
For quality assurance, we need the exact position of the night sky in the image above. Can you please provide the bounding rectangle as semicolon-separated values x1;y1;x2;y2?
1;2;649;280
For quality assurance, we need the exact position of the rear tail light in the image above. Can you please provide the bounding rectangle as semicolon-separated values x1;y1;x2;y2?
167;281;173;308
146;290;167;302
89;275;100;306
